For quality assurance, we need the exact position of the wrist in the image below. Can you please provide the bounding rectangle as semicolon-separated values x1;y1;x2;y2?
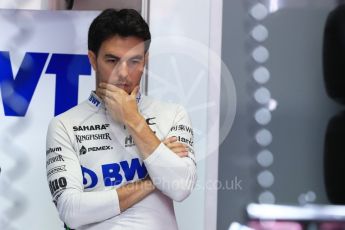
125;113;145;131
142;177;156;191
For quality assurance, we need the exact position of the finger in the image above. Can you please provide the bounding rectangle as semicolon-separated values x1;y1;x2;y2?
96;87;105;98
130;85;140;98
170;147;188;154
168;142;187;149
163;136;177;145
99;82;123;93
163;138;170;145
176;151;189;158
97;88;112;100
99;82;115;91
169;136;177;142
98;87;123;101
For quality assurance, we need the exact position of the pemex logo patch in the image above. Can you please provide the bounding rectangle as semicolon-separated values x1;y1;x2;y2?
79;145;113;155
80;146;87;155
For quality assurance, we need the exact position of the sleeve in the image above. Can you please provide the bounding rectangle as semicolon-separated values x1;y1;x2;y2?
143;105;197;202
46;118;121;229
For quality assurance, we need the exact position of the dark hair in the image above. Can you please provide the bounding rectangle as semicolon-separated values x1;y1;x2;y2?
88;8;151;55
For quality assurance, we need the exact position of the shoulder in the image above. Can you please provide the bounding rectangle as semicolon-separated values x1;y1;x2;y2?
57;100;90;120
47;101;90;132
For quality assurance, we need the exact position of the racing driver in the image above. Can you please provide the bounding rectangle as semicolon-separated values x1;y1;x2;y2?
46;8;196;230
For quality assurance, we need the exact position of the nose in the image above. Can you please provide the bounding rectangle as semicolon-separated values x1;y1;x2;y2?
117;60;129;79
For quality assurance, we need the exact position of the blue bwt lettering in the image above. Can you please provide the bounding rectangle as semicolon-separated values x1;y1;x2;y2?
0;51;91;116
82;158;148;189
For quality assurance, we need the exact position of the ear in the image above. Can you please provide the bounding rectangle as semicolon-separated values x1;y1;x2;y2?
88;50;97;71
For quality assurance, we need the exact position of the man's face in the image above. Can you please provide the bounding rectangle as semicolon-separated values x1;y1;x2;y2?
88;35;146;94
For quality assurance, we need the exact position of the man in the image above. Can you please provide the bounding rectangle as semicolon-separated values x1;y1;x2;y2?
46;8;196;230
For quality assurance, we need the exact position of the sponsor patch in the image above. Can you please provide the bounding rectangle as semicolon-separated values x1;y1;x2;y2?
125;135;135;147
170;124;194;136
47;165;67;177
46;155;64;167
73;124;109;132
75;133;112;143
46;147;62;155
49;177;67;197
79;145;113;155
176;135;194;147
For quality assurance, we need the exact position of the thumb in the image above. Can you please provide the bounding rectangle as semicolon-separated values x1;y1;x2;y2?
131;85;140;97
163;138;170;145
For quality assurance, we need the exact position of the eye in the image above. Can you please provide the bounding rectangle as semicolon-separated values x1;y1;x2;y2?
106;58;119;64
129;59;141;65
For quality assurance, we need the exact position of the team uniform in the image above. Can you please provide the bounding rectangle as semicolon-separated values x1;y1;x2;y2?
46;91;197;230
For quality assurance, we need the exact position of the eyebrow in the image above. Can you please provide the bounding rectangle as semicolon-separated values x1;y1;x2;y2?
129;55;144;60
104;54;120;59
104;54;144;60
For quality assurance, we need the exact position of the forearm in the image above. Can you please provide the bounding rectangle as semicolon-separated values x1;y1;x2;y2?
125;113;161;159
57;189;119;229
117;177;156;212
143;143;197;202
58;178;155;228
125;112;197;201
122;104;197;201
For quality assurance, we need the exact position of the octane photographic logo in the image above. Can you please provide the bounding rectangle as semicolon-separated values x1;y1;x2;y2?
144;36;237;164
